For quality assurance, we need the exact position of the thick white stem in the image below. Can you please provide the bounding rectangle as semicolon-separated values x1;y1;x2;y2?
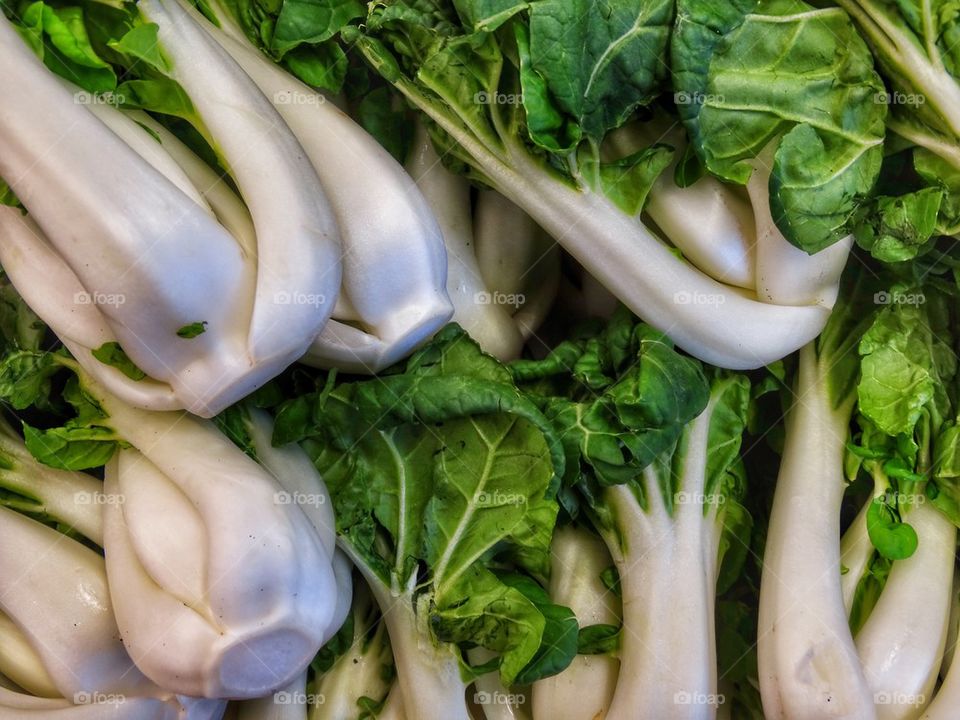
189;4;452;371
855;502;955;719
758;344;875;720
364;573;469;720
486;142;831;369
603;469;720;720
467;648;530;720
532;526;619;720
0;611;59;698
747;151;851;308
0;506;156;698
604;122;756;290
139;0;341;363
840;498;874;616
406;124;524;360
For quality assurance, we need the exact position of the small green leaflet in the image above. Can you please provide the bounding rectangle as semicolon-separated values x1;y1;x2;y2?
176;321;208;339
92;342;147;380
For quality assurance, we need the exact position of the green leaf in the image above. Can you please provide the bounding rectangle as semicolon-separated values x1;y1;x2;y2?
866;496;918;560
500;573;578;684
271;0;362;56
525;0;673;142
576;623;621;655
853;187;943;263
175;321;208;339
453;0;527;32
91;342;146;381
22;422;119;471
16;2;118;93
356;86;414;162
0;351;62;410
579;144;675;216
672;0;886;252
107;23;167;72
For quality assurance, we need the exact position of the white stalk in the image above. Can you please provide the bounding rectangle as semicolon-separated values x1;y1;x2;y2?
406;123;524;360
95;385;341;698
855;502;955;719
841;496;876;615
601;393;723;720
747;150;851;308
604;122;756;290
0;611;59;698
482;135;831;369
377;684;407;720
138;0;340;363
474;190;561;340
758;344;875;720
0;688;177;719
361;569;470;720
532;526;619;720
941;570;960;679
0;17;257;415
0;506;156;698
467;647;530;720
190;1;453;372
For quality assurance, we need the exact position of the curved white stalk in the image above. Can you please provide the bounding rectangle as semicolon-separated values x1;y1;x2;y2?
0;17;261;415
0;611;59;698
484;137;833;369
855;502;955;719
356;566;469;720
0;688;177;719
922;583;960;719
841;497;876;616
406;124;524;360
377;684;407;720
604;123;756;290
119;112;257;258
0;506;157;698
474;190;560;341
467;648;530;720
941;570;960;679
532;526;619;720
747;151;851;308
138;0;341;364
758;344;875;720
94;385;341;698
601;394;723;720
190;1;453;372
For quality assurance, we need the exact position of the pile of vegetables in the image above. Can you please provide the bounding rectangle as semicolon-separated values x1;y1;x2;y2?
3;0;960;718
